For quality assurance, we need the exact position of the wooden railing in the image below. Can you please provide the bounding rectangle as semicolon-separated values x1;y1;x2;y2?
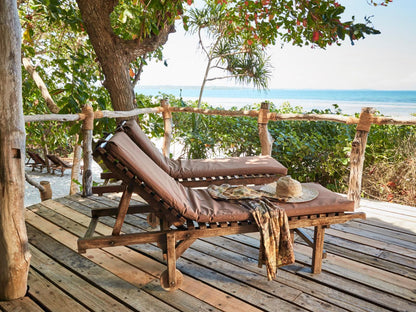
25;101;416;208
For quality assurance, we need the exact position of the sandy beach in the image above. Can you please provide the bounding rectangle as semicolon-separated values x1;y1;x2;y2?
24;161;103;207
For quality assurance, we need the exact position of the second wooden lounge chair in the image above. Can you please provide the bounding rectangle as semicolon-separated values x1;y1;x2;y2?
79;131;366;291
27;151;47;172
46;154;73;176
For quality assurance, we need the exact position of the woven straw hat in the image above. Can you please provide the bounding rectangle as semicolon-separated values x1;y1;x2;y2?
260;176;318;203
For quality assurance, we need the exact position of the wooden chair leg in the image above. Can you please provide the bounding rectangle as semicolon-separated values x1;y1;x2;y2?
167;232;177;286
290;229;295;245
295;228;327;259
160;232;183;291
112;184;133;235
311;225;326;274
158;217;170;256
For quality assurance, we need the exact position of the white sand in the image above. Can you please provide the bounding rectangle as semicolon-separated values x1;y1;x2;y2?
24;161;104;207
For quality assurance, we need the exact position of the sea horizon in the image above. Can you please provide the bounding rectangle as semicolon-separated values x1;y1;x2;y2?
135;86;416;117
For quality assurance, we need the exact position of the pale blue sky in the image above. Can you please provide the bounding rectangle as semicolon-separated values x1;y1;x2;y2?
139;0;416;90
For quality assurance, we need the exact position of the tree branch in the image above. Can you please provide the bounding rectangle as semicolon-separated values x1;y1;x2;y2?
25;173;45;192
132;56;146;89
198;27;209;58
22;58;60;113
206;74;246;82
122;24;175;63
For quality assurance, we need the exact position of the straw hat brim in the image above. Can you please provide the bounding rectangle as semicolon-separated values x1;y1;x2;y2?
259;182;319;203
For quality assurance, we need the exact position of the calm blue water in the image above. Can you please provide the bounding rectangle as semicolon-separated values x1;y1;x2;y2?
136;86;416;116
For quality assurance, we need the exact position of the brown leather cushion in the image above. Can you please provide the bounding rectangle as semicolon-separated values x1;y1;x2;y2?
122;120;171;173
278;183;354;217
122;120;287;178
169;156;287;178
106;132;194;219
187;183;354;223
105;133;354;224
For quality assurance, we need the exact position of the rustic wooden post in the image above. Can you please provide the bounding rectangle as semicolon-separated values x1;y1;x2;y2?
82;104;94;197
70;135;82;195
347;107;375;208
161;99;172;157
0;0;31;300
258;102;274;156
41;131;52;173
39;181;52;201
24;174;52;201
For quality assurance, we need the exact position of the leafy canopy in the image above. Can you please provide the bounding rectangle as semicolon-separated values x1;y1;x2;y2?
183;0;384;48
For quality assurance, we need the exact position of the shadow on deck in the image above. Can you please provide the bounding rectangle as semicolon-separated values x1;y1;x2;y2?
1;194;415;312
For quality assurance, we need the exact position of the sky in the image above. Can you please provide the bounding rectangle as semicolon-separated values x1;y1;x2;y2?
139;0;416;90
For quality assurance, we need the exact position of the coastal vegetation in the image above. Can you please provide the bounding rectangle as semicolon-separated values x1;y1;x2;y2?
136;94;416;206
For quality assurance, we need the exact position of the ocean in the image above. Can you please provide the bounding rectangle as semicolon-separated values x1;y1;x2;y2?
136;86;416;117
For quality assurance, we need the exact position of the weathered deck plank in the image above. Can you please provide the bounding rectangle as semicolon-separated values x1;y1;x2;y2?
27;270;89;312
0;296;44;312
29;245;133;312
25;202;267;312
2;194;414;311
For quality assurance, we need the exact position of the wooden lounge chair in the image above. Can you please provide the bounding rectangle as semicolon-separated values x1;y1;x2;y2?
92;120;288;195
78;131;366;291
26;151;47;172
46;154;73;176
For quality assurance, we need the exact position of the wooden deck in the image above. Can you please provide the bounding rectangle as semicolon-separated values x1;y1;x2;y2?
1;194;415;312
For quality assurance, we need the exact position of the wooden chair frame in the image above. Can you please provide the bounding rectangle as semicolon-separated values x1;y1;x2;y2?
92;171;283;195
46;154;72;176
26;151;47;172
78;140;365;291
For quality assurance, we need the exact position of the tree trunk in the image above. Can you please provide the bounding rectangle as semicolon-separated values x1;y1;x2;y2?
0;0;31;300
76;0;175;112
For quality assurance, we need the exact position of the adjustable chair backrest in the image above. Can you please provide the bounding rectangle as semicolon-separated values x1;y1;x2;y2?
47;154;72;168
104;131;198;221
120;120;172;173
120;119;288;180
28;151;46;165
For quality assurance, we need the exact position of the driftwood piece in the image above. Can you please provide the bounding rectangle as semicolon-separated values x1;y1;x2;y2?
25;173;45;192
25;174;51;201
98;107;163;119
268;112;416;125
169;106;259;118
161;99;172;157
24;107;163;123
348;107;376;208
258;102;273;156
